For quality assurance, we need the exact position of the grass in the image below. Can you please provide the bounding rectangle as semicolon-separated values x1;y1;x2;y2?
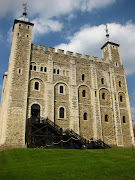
0;148;135;180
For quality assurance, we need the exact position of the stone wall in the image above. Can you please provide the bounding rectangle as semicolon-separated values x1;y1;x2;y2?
0;18;134;147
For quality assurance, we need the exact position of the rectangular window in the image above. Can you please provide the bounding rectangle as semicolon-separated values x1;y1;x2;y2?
34;66;36;71
35;82;39;90
82;90;86;97
30;65;32;70
60;86;64;93
40;67;43;72
59;107;64;118
44;67;47;72
17;68;22;75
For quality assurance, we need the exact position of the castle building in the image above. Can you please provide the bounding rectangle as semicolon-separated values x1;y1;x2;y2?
0;8;134;148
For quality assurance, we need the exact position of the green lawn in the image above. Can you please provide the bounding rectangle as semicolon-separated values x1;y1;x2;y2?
0;148;135;180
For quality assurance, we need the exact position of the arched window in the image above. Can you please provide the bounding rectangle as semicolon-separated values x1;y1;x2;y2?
35;82;39;90
40;67;43;72
30;65;32;70
18;69;22;75
82;74;85;81
105;115;109;122
102;93;105;100
31;104;40;117
60;86;64;94
101;78;104;84
119;81;121;87
83;112;87;120
59;107;65;118
44;67;47;72
120;95;123;102
115;62;119;67
82;90;86;97
34;66;36;71
123;116;126;123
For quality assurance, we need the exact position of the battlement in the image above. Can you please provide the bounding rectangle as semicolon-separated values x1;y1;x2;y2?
38;45;45;51
57;49;64;54
66;51;73;56
75;53;82;58
92;56;98;62
84;55;91;60
31;43;100;62
48;47;55;53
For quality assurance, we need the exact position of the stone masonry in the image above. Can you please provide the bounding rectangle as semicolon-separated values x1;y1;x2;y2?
0;14;134;148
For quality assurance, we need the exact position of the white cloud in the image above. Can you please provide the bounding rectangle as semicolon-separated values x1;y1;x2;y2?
7;27;13;43
32;18;63;41
56;24;104;56
67;14;77;22
55;22;135;75
0;0;116;37
0;0;116;19
80;0;116;12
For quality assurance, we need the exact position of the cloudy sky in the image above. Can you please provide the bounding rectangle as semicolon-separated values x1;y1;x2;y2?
0;0;135;122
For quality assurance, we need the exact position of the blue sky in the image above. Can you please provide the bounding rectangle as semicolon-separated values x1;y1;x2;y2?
0;0;135;122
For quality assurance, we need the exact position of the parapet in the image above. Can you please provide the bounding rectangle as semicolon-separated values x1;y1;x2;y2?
31;44;100;62
84;55;90;60
57;49;64;54
92;56;99;62
99;58;103;62
75;53;82;58
66;51;73;56
38;45;45;51
31;43;35;49
48;47;55;53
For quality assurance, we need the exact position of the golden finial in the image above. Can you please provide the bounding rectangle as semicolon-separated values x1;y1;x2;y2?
22;3;27;17
105;24;109;40
23;3;27;8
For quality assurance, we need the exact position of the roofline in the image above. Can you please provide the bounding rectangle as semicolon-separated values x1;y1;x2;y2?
101;41;120;50
12;19;34;31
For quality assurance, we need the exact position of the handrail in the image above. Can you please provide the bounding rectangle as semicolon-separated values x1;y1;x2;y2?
27;117;111;149
28;117;63;134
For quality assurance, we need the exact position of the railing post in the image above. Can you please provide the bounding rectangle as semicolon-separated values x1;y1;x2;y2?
70;138;72;149
60;128;62;135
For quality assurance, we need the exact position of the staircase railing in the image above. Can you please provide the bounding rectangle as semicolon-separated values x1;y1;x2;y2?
27;117;111;149
28;117;63;135
65;129;88;145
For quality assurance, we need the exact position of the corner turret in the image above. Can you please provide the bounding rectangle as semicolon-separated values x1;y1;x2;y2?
101;25;122;66
0;4;34;147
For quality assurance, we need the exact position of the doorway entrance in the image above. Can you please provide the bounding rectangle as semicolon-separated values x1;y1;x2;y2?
31;104;40;117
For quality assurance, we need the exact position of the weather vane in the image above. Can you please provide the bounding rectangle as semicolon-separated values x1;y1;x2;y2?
22;3;27;17
105;24;109;40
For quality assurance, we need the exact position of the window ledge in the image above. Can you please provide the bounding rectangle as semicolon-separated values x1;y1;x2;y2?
58;118;67;120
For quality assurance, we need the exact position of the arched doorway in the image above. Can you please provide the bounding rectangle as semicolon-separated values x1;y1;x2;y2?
31;104;40;117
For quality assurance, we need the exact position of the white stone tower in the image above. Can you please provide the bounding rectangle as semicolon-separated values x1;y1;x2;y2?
0;5;34;147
